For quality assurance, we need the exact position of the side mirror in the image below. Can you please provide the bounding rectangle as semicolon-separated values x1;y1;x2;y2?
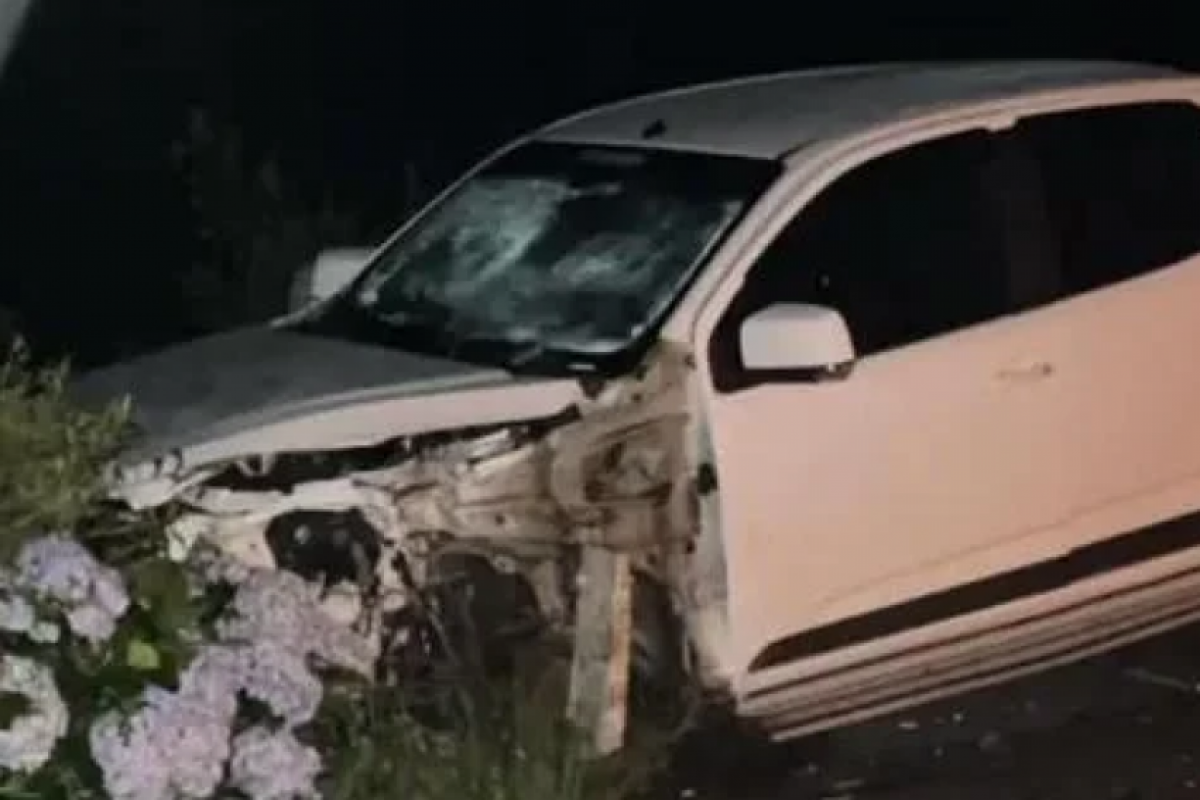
739;303;855;380
288;247;375;312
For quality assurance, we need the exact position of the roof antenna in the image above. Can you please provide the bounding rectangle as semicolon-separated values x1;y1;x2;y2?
641;119;667;139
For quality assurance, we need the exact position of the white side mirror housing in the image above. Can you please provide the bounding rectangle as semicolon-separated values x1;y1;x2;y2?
739;303;855;378
288;247;375;312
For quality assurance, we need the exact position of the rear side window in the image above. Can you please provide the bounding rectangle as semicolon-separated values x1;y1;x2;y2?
1014;102;1200;295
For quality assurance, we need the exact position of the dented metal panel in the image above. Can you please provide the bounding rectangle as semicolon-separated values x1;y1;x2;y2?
95;336;720;753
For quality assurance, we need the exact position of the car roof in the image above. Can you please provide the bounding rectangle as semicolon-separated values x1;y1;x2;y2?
536;60;1190;160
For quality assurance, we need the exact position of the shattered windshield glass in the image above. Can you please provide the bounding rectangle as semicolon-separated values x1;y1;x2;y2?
349;141;776;372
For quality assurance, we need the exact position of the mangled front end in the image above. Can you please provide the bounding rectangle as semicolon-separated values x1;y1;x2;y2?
104;346;722;753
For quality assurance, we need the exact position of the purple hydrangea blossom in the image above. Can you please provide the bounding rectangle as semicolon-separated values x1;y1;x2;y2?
240;641;323;728
177;641;322;728
216;569;376;676
14;533;130;643
89;687;232;800
176;644;246;724
0;655;68;774
0;590;35;635
228;726;321;800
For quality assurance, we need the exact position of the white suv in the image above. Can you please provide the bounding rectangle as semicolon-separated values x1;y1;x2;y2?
77;59;1200;750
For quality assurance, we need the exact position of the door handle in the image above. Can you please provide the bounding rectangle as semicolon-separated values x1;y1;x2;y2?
997;361;1054;382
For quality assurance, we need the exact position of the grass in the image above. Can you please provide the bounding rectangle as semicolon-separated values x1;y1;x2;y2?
313;661;680;800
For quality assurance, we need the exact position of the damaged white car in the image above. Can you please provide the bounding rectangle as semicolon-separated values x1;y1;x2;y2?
74;59;1200;753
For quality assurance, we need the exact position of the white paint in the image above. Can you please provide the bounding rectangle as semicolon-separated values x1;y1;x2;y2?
738;303;854;371
714;311;1081;674
288;248;375;313
539;61;1183;159
112;373;582;477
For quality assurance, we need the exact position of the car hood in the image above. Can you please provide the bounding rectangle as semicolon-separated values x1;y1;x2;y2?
72;325;583;469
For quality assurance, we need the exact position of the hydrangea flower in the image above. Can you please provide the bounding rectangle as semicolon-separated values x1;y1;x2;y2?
186;546;252;588
27;620;60;644
240;641;323;727
217;569;376;676
66;603;120;644
228;725;321;800
80;549;387;796
89;577;336;795
0;565;58;644
88;709;172;800
0;655;68;774
14;533;130;643
178;642;322;729
176;644;247;723
0;590;35;635
89;687;232;800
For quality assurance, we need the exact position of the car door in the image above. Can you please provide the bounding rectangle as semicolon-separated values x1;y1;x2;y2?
1008;101;1200;548
698;128;1081;685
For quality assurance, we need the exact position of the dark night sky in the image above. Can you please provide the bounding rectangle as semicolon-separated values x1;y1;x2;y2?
0;2;1196;366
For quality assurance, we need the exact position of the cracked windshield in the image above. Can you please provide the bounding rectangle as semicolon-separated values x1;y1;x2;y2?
352;141;774;370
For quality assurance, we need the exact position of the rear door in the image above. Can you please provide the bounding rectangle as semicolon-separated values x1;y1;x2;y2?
1009;101;1200;550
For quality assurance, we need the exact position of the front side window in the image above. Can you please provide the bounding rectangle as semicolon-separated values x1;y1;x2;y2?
710;129;1014;389
329;142;776;375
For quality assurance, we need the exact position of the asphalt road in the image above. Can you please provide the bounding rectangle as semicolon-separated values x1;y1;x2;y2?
674;622;1200;800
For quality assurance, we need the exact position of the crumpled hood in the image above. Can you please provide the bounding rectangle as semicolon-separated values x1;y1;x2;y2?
72;325;581;469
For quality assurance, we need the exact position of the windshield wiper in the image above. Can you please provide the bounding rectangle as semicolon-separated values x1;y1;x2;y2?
355;289;584;375
443;331;546;372
365;287;457;329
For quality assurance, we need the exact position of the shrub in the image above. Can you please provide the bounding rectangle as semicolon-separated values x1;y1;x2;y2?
170;108;366;332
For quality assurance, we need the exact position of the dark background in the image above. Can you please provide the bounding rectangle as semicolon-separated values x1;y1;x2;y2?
0;3;1194;367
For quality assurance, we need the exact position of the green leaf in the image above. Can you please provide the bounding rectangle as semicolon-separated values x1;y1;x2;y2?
128;559;198;636
125;639;161;672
